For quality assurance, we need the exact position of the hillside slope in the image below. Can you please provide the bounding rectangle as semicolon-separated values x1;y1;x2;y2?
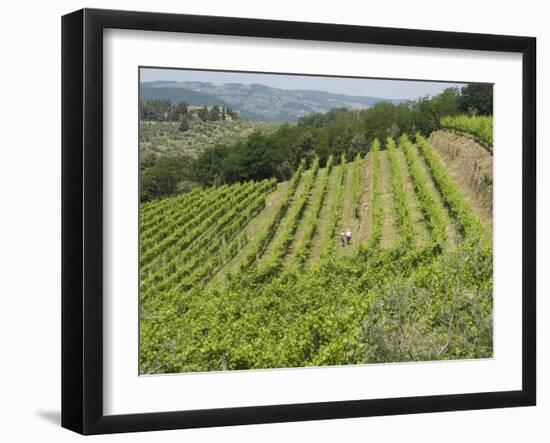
141;80;404;122
429;130;493;222
140;85;231;107
140;134;493;374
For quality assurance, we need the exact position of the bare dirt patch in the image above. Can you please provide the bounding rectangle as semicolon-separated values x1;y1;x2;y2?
428;130;493;228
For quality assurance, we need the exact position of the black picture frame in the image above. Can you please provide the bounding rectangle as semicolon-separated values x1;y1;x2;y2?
61;8;536;435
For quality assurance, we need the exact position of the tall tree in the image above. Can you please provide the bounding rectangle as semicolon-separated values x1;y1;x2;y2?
140;155;195;202
459;84;493;115
172;101;188;120
209;105;221;121
178;115;190;132
198;106;209;122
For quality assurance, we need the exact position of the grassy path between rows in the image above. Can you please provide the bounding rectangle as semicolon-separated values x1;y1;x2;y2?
338;162;361;257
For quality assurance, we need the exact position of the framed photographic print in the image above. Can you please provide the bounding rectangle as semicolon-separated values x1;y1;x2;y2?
61;8;536;435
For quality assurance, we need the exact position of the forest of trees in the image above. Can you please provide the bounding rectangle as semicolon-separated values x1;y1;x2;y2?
140;84;492;201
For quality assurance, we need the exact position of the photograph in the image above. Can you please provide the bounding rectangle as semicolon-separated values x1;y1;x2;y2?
138;67;494;375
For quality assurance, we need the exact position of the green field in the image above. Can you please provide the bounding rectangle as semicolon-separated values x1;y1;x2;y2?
140;119;277;159
139;133;493;374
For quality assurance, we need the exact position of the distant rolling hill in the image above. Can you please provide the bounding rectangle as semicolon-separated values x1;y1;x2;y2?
140;81;404;123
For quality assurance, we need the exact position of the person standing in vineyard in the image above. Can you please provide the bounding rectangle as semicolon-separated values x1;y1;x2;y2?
345;228;352;245
340;231;346;247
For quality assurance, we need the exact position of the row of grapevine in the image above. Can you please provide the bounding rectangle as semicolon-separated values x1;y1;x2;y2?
385;137;414;248
321;153;347;257
399;134;447;249
415;134;485;241
257;157;320;276
352;153;363;219
440;114;493;150
366;139;383;247
292;155;334;268
239;159;306;271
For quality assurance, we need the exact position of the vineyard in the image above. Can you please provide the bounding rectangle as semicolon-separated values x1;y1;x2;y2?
140;133;493;374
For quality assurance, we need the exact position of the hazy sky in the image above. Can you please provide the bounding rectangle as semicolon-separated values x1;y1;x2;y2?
140;67;467;100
